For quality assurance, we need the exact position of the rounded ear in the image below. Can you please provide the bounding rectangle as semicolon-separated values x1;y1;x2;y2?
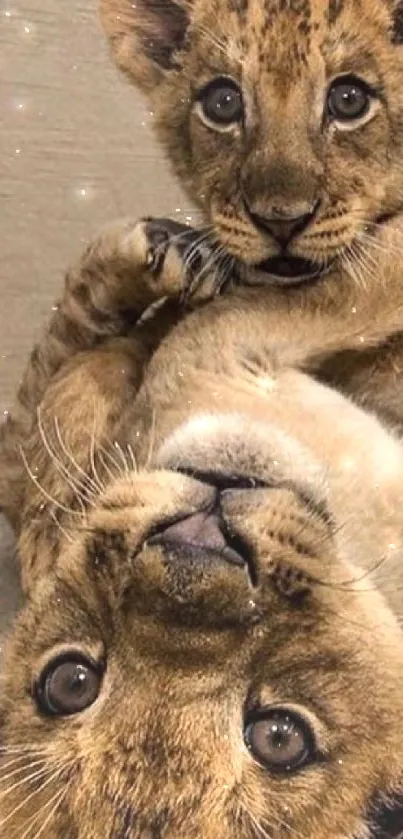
99;0;190;92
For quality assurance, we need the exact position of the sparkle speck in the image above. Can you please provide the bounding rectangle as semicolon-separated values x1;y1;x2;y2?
3;410;9;417
175;208;181;213
389;543;397;551
359;336;365;344
258;374;276;392
351;306;357;314
4;10;12;17
74;185;94;201
23;24;31;33
51;305;59;311
15;148;21;155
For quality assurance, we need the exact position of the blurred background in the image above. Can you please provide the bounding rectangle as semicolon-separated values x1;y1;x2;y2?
0;0;193;651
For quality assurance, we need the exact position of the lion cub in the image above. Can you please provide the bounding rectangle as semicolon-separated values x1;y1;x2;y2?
1;220;403;838
99;0;403;430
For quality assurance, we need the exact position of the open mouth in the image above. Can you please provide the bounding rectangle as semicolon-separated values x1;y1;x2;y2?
148;509;248;568
254;255;326;285
146;471;258;583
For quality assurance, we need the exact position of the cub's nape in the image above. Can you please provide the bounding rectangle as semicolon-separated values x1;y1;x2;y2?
1;428;403;839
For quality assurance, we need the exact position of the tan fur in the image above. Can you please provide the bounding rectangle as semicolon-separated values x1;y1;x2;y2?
98;0;403;431
1;220;403;837
4;0;403;832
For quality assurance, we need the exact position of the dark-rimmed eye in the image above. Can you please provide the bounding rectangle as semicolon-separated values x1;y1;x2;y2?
196;77;243;128
327;75;374;122
35;653;103;717
244;707;317;773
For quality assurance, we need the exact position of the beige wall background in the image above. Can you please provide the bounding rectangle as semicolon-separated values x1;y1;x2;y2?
0;1;193;649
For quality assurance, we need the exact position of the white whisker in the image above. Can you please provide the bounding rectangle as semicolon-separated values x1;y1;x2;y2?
50;508;73;544
126;443;138;472
146;409;157;470
19;783;69;839
0;764;66;828
89;404;106;493
113;440;130;474
37;406;87;513
53;416;102;497
18;446;82;518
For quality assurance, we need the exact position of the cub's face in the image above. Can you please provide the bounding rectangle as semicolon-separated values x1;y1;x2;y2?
101;0;403;285
1;417;403;838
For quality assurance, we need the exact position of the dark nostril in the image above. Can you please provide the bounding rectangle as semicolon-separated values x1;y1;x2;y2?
245;199;320;246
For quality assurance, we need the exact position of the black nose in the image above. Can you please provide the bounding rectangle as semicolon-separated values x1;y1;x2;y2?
245;200;320;247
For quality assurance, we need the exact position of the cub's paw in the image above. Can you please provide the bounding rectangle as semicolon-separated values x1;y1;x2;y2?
132;217;229;302
86;217;229;305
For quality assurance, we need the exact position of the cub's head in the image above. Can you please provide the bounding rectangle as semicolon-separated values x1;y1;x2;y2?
1;415;403;838
100;0;403;286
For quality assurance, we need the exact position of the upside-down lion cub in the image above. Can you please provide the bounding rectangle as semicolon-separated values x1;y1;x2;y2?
1;219;403;838
99;0;403;430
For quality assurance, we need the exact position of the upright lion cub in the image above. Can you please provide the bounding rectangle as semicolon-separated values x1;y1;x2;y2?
100;0;403;430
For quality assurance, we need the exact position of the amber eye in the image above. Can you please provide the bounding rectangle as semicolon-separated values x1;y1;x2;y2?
327;75;374;122
35;653;103;716
197;77;243;129
244;707;316;773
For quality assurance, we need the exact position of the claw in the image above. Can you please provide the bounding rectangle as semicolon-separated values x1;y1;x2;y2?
142;217;227;302
143;221;171;276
